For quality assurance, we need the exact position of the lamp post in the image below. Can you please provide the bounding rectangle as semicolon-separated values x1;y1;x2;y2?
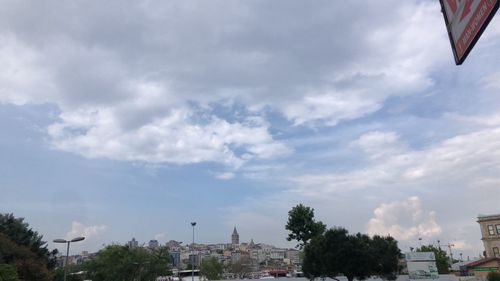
191;222;196;281
53;236;85;281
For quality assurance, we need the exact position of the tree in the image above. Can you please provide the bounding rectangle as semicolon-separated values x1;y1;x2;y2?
303;229;401;281
369;235;401;280
286;204;326;249
286;205;401;281
85;244;171;281
200;257;223;280
417;245;449;274
0;264;19;281
0;214;56;281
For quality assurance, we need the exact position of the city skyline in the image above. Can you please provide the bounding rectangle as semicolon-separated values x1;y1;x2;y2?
2;0;500;260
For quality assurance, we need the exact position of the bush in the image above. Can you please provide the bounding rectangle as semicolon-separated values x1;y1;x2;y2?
487;271;500;281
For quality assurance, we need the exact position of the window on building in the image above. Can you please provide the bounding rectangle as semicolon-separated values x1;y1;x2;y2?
496;224;500;235
494;247;500;257
488;225;495;235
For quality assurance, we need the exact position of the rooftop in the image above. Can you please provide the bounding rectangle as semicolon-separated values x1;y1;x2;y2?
477;214;500;222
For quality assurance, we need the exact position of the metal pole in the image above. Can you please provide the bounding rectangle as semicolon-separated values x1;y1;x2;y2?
191;222;196;281
192;224;194;281
64;241;70;281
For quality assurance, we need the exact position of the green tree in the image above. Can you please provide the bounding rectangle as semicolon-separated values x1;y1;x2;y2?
369;235;401;280
287;206;401;281
85;245;171;281
0;214;57;268
286;204;326;249
417;245;449;274
304;229;402;281
302;230;328;279
0;214;56;281
328;231;373;281
200;257;223;280
0;264;19;281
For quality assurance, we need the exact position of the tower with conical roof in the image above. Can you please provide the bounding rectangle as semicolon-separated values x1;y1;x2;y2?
231;227;239;245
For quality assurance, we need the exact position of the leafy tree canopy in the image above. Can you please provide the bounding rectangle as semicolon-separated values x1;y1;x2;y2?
85;244;171;281
200;257;223;280
287;205;401;281
286;204;326;249
0;213;55;265
0;264;19;281
416;245;450;274
0;213;56;281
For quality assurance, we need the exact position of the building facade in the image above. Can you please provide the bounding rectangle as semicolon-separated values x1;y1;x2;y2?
127;237;139;248
478;214;500;258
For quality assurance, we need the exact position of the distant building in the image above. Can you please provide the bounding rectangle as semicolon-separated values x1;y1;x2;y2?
170;251;181;268
127;237;139;248
286;249;300;265
478;214;500;257
166;240;183;251
232;227;239;246
149;239;159;249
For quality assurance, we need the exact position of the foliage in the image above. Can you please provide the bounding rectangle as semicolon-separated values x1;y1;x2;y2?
287;205;401;281
0;213;56;281
416;245;449;274
0;214;57;268
370;235;401;280
200;257;223;280
85;244;171;281
303;229;401;281
487;271;500;281
0;264;19;281
286;204;326;249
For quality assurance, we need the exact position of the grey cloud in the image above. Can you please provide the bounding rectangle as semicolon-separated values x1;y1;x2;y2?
0;0;446;166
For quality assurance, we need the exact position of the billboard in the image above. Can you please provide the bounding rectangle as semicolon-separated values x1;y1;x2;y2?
440;0;500;65
406;252;439;280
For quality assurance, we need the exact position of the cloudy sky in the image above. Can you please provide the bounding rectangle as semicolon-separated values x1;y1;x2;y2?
1;0;500;259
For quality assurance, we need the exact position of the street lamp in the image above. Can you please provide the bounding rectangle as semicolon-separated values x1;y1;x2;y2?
53;236;85;281
191;222;196;281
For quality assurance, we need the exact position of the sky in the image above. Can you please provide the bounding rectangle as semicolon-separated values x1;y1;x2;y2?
1;0;500;259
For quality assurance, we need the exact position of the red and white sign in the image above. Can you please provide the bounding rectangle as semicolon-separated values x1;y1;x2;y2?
440;0;499;65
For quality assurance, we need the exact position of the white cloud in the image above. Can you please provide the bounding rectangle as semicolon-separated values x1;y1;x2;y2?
0;34;56;105
48;106;291;168
278;1;448;126
366;197;442;241
290;126;500;196
0;1;451;168
351;131;404;160
282;91;382;126
213;172;236;180
66;221;107;240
